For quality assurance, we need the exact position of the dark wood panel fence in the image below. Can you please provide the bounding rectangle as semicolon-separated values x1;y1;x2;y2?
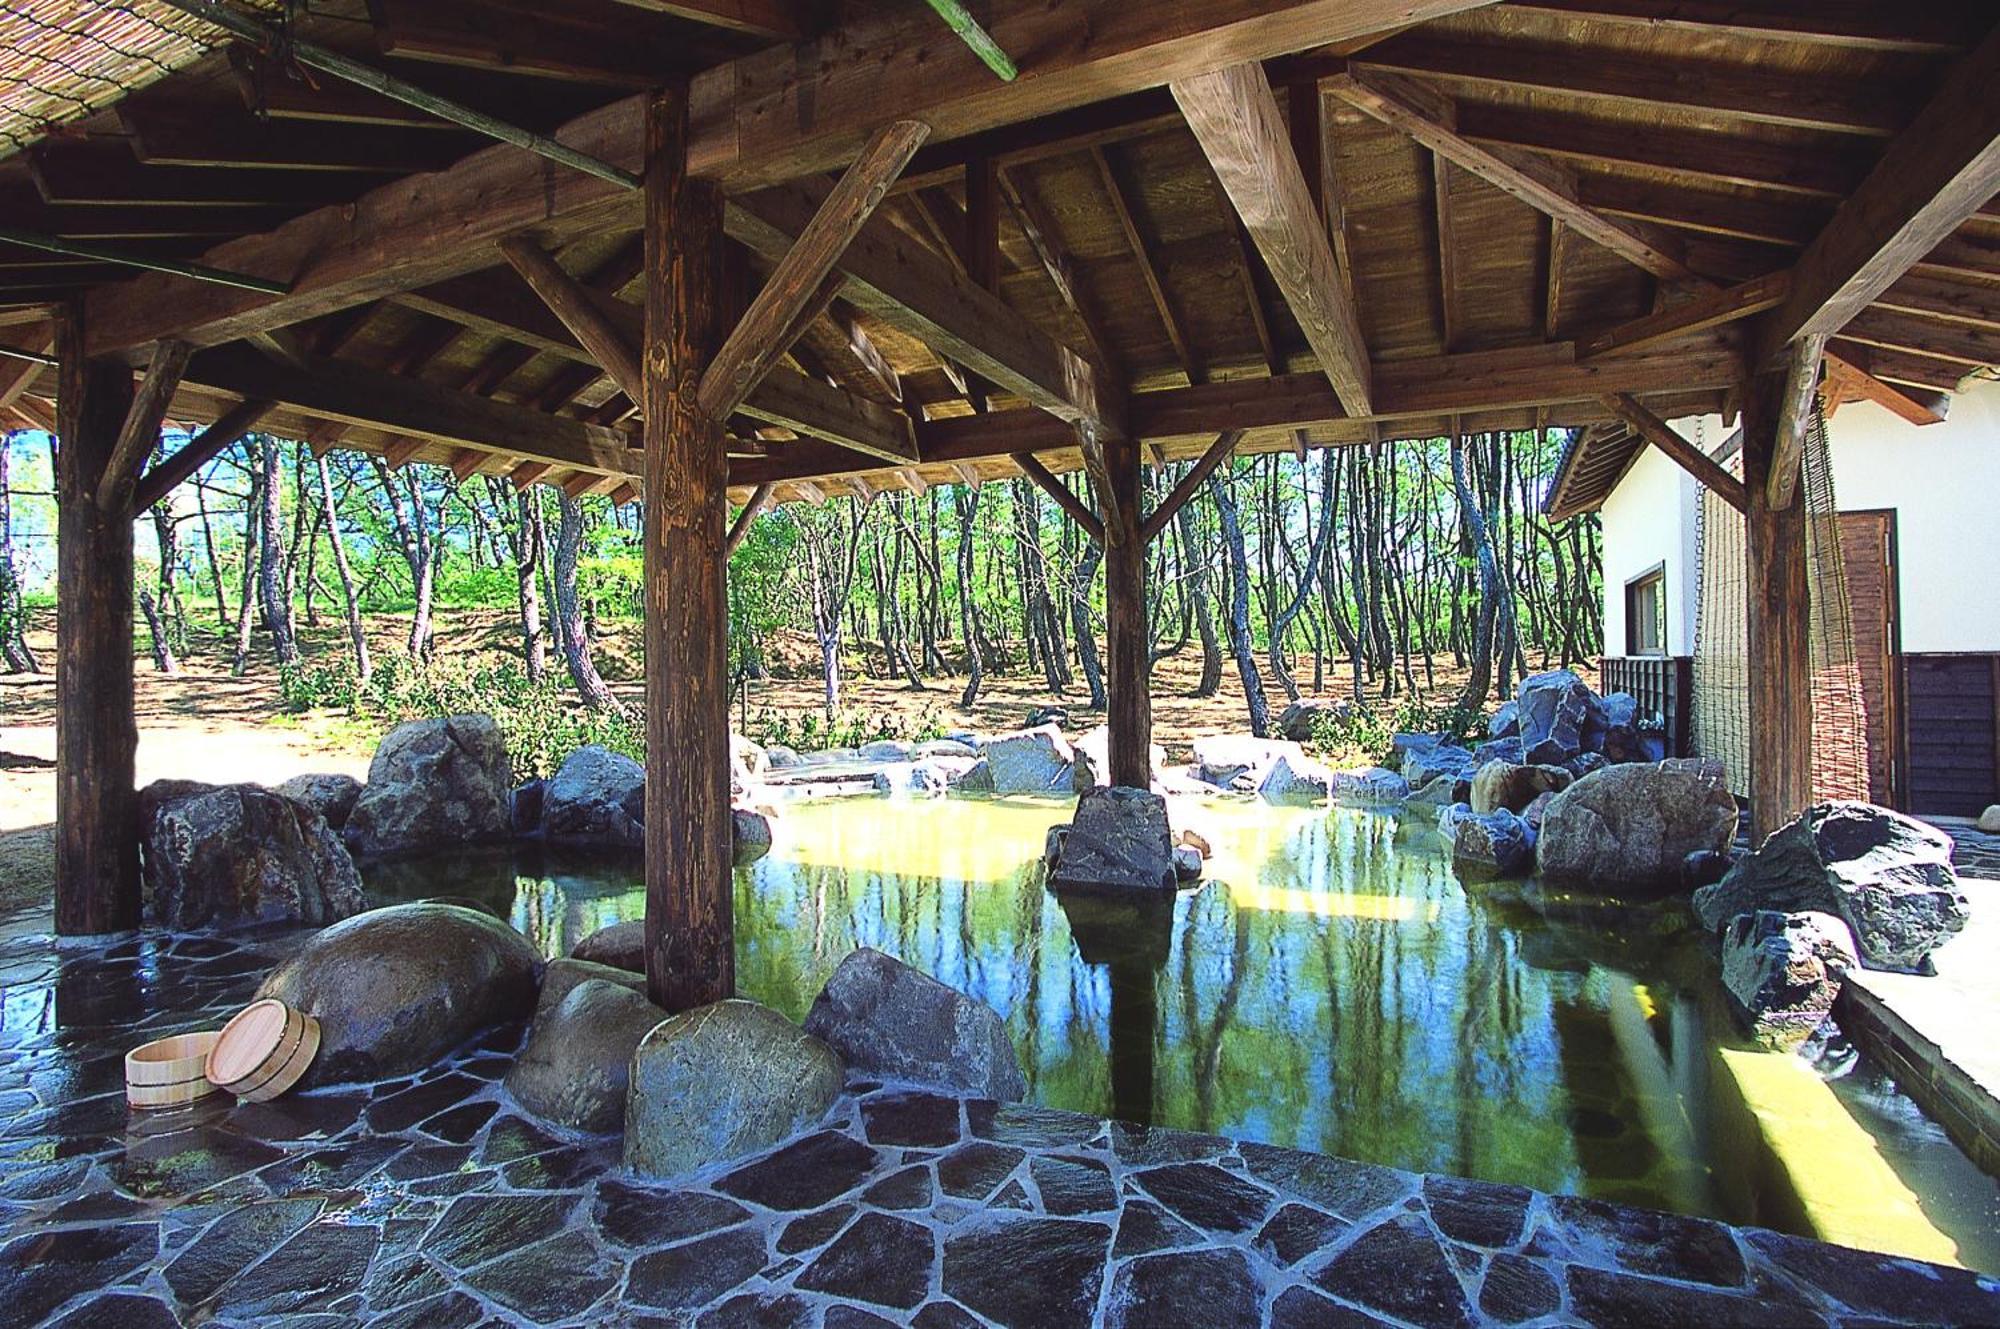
1902;654;2000;818
1599;655;1694;758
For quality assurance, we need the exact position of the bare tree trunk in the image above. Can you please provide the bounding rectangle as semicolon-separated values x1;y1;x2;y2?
554;490;622;713
1266;450;1338;704
1176;490;1224;699
316;456;371;682
1451;432;1502;711
230;460;261;677
139;588;179;674
255;437;299;665
1068;539;1106;711
515;489;547;683
1209;469;1270;737
955;485;984;707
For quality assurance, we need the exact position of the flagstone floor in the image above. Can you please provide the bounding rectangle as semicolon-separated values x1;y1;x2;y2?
1;918;1997;1328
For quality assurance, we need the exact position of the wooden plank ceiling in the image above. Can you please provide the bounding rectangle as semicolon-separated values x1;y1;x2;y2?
0;0;1994;510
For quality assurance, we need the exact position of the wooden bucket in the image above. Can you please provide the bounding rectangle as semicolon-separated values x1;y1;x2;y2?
125;1031;222;1109
205;999;320;1102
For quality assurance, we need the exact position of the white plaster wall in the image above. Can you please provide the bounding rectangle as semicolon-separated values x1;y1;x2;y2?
1827;376;2000;654
1597;415;1714;657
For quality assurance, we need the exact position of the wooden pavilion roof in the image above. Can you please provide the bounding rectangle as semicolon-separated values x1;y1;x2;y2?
0;0;1995;510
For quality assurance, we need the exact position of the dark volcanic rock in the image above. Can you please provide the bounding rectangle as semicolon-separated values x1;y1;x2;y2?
1515;668;1603;766
1424;1174;1530;1248
274;772;364;829
796;1212;934;1310
715;1130;879;1211
1310;1213;1477;1329
505;977;666;1132
1549;1193;1745;1287
860;1091;963;1148
627;1228;768;1311
141;781;364;930
0;1224;158;1325
1030;1154;1117;1216
1452;807;1536;878
344;714;513;857
1105;1248;1259;1329
804;948;1025;1100
1045;785;1178;895
540;745;645;847
1565;1265;1803;1328
1479;1254;1562;1323
1719;909;1856;1049
256;902;541;1085
937;1142;1025;1200
571;919;645;972
1130;1162;1272;1235
941;1215;1111;1329
626;1000;844;1179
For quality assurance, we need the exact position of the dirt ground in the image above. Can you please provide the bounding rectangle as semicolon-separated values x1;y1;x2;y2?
0;605;1594;916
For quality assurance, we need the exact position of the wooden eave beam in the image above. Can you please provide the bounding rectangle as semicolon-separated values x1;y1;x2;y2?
1012;450;1104;544
1090;145;1197;382
1753;24;2000;368
699;120;931;421
737;369;920;464
96;339;193;512
1822;344;1950;424
130;396;276;513
81;0;1503;359
1139;429;1238;543
1601;393;1746;513
1581;270;1790;359
1173;63;1371;414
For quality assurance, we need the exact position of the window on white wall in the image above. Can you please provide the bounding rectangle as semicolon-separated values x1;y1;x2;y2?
1625;565;1666;657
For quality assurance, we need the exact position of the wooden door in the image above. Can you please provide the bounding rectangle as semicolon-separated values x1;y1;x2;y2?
1837;510;1900;807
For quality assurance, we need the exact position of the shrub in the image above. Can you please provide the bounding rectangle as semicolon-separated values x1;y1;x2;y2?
744;703;946;754
1308;693;1489;766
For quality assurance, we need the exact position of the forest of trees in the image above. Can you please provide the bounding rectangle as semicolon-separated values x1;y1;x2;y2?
0;424;1602;743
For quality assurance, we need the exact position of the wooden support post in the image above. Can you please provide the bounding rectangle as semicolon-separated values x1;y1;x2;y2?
1011;451;1104;545
726;482;775;557
1741;370;1814;840
1139;430;1239;544
641;80;734;1013
54;304;141;935
1086;425;1151;788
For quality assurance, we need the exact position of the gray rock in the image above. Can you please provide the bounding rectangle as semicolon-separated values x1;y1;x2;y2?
1436;801;1475;840
918;738;981;760
506;978;667;1132
1330;766;1410;806
1469;761;1573;816
141;781;364;931
732;734;770;779
1979;804;2000;835
1515;669;1603;766
1453;809;1536;877
1521;790;1558;833
984;725;1075;794
1537;759;1738;890
573;920;645;973
1274;699;1348;743
1683;849;1733;890
1488;702;1521;739
1693;802;1967;972
511;778;546;835
949;758;995;794
764;745;803;770
542;745;645;848
1025;705;1069;729
803;948;1025;1100
273;773;364;830
733;807;774;864
1070;724;1167;792
538;955;648;1011
1260;752;1335;806
626;999;844;1178
1046;785;1177;895
345;715;513;858
1720;911;1857;1050
1193;735;1308;792
1472;736;1527;768
859;739;916;763
256;902;542;1085
1565;751;1609;780
1401;743;1477;788
1407;774;1459;808
1173;845;1204;882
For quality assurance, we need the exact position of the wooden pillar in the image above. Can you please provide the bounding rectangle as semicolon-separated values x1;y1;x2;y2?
54;303;140;935
1093;428;1151;788
1740;372;1814;839
641;80;733;1012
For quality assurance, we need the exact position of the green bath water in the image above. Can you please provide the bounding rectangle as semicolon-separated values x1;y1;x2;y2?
364;793;2000;1272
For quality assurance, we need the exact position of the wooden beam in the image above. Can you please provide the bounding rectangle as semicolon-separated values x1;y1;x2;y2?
642;81;733;1014
700;120;931;421
130;397;275;513
1581;271;1790;359
1174;63;1371;414
1741;369;1813;837
726;481;776;556
1140;430;1239;543
82;0;1501;358
1012;450;1104;545
1091;145;1196;381
0;331;51;412
1327;65;1692;283
605;0;810;40
1766;334;1829;509
96;339;193;513
736;369;920;465
370;0;739;89
1498;0;1983;54
1823;345;1949;425
499;238;644;400
54;306;140;936
997;168;1116;373
509;460;555;490
1754;24;2000;367
1600;393;1746;513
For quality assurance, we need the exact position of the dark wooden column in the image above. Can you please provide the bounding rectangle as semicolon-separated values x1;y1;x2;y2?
54;304;140;935
1740;373;1814;839
1091;427;1151;788
640;80;733;1012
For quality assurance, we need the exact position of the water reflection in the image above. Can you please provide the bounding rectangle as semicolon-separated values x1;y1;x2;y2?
362;795;1999;1263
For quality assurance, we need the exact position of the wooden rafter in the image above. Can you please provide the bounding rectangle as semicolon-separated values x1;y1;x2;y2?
1601;393;1746;513
1091;145;1196;381
1173;63;1372;415
1581;271;1790;359
96;339;192;512
996;167;1117;373
1139;430;1239;543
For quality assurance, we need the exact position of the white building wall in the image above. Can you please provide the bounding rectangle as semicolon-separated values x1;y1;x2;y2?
1598;414;1715;657
1825;377;2000;655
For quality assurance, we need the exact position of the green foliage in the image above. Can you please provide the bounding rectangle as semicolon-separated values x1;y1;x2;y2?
1308;693;1489;766
279;652;640;779
744;703;946;754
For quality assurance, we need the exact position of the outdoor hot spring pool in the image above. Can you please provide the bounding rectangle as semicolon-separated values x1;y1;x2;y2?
362;794;2000;1272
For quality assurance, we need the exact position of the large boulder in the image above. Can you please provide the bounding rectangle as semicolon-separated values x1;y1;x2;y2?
1470;761;1573;816
572;920;644;973
625;999;844;1179
1488;702;1521;739
344;715;512;857
273;773;364;831
1070;724;1167;792
1515;669;1604;766
506;978;667;1132
1471;736;1527;769
1275;698;1348;743
1331;766;1410;806
1260;752;1336;806
1046;785;1177;895
141;781;364;931
540;955;647;1007
1720;910;1857;1051
1693;802;1968;972
1536;759;1737;890
803;948;1026;1100
541;745;645;847
1453;808;1536;878
1193;735;1307;792
256;902;542;1085
949;758;995;794
1401;743;1477;789
733;807;774;863
983;725;1075;794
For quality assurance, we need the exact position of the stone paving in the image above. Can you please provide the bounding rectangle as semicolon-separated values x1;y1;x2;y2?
2;923;1998;1327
